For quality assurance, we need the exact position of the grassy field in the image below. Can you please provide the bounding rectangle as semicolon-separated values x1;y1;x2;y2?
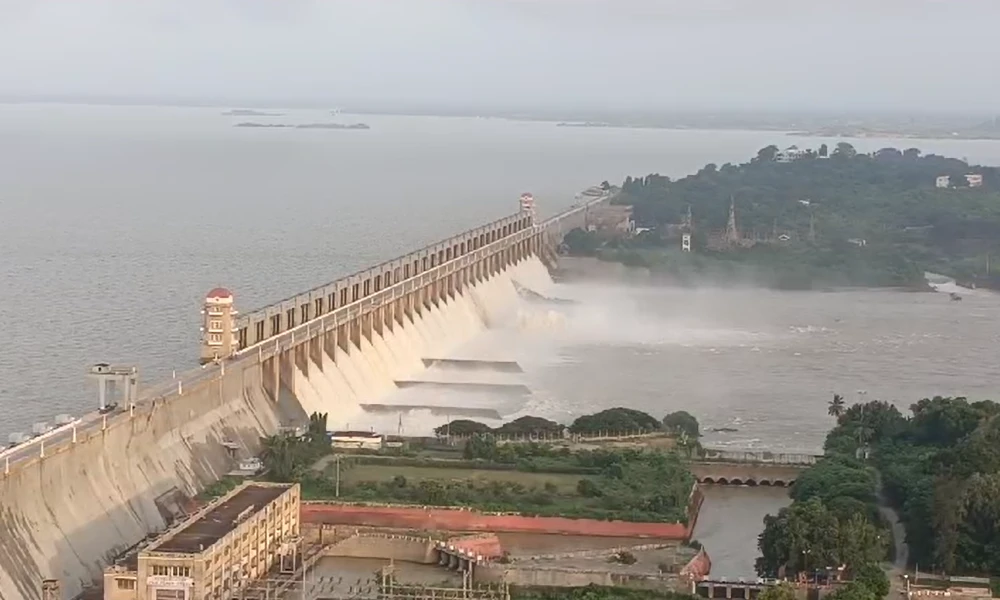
340;463;589;493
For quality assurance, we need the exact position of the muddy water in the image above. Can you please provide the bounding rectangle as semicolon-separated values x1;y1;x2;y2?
692;486;793;578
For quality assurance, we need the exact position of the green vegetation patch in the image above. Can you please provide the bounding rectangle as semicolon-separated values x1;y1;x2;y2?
341;463;588;494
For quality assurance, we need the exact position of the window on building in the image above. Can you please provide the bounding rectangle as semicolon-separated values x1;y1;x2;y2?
116;578;136;590
286;308;296;329
301;304;310;323
255;321;265;341
314;298;323;316
154;590;184;600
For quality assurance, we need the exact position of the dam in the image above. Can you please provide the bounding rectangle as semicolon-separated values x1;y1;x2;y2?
0;189;616;600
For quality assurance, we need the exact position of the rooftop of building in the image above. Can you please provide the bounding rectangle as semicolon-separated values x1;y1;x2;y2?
206;287;233;300
331;430;382;438
146;483;293;555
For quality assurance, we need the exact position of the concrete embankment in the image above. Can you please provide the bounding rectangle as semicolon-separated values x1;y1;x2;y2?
0;256;553;600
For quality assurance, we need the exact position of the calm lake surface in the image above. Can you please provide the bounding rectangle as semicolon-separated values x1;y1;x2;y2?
3;104;1000;576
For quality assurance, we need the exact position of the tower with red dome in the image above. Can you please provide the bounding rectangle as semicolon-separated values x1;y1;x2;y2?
200;287;239;364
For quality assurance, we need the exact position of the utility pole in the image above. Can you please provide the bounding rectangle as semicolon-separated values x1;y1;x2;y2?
335;455;341;498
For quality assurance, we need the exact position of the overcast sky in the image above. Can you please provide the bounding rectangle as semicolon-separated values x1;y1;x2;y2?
0;0;997;112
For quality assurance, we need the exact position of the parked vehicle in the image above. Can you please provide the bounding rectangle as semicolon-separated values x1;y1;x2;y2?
31;422;53;437
7;432;31;448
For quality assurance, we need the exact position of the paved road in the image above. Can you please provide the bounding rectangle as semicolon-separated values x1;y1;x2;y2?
875;471;909;598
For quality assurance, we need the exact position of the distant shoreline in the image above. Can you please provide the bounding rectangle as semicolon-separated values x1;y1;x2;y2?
235;122;370;130
222;109;284;117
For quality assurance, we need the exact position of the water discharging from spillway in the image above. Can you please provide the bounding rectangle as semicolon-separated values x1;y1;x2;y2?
289;256;557;431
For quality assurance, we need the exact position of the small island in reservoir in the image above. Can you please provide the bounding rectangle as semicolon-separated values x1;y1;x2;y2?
235;122;370;130
222;109;284;117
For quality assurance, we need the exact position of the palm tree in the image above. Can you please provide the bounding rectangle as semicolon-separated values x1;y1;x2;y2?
828;394;846;419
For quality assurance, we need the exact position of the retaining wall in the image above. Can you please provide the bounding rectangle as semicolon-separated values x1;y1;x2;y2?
323;535;437;564
301;504;694;539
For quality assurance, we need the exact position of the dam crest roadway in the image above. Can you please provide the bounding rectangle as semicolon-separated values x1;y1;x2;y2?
0;188;616;600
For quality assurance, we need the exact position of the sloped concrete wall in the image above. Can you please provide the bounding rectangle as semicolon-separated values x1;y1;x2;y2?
0;362;282;600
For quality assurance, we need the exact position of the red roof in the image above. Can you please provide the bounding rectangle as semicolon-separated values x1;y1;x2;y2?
206;287;233;299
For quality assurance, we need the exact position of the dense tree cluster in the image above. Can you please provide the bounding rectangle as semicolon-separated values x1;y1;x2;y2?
438;408;701;440
577;146;1000;287
759;395;1000;582
865;397;1000;574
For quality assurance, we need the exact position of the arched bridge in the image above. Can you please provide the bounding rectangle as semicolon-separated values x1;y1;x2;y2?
691;450;821;487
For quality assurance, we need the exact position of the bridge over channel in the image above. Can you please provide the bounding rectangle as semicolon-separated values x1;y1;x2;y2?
0;187;617;600
691;449;821;487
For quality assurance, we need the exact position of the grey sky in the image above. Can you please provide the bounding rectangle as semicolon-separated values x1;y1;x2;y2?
0;0;997;112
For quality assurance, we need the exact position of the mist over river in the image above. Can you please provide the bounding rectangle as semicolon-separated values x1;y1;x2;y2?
3;104;1000;578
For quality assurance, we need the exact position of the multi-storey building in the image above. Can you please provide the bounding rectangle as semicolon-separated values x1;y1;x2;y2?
200;288;240;364
104;482;300;600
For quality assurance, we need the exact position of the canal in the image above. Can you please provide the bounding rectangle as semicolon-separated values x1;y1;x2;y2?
692;485;793;579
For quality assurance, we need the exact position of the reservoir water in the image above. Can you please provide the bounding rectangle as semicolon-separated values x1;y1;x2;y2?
3;104;1000;576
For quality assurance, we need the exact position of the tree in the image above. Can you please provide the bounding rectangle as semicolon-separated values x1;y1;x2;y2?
568;407;661;434
833;142;857;158
853;562;890;599
952;174;968;188
662;411;700;439
562;227;602;256
910;396;989;447
494;416;565;437
463;434;498;460
260;433;299;482
434;419;491;437
756;145;779;162
826;581;879;600
828;394;846;419
818;143;829;158
759;583;798;600
903;147;921;159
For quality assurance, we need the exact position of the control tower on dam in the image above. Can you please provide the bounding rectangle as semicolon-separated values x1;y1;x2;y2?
0;188;616;600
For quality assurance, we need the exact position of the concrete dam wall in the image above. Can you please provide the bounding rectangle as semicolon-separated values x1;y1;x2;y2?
0;191;615;599
289;256;553;428
0;364;282;600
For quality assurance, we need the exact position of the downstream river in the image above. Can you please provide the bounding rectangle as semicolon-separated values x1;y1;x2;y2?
3;104;1000;577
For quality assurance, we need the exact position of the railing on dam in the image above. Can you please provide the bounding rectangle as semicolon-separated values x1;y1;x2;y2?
232;211;534;351
2;191;613;477
232;188;615;354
